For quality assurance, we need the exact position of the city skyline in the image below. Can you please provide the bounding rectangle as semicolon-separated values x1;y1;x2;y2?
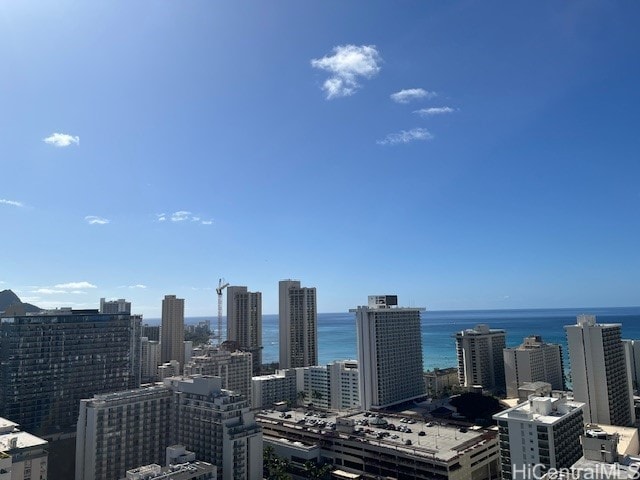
2;2;640;318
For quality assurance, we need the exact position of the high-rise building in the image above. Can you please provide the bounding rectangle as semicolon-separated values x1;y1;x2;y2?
141;337;161;383
566;315;635;426
161;295;185;365
278;280;317;369
142;324;161;342
0;309;141;436
77;376;262;480
455;324;506;391
167;376;263;480
76;386;173;480
0;417;49;480
353;295;426;411
99;298;132;314
226;286;263;375
623;339;640;392
503;335;565;398
184;348;252;400
493;396;584;480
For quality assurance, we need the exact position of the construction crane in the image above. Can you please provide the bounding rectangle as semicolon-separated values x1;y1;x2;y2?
216;278;229;346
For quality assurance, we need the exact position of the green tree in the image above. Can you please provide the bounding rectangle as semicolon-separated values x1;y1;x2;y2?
297;390;308;406
303;460;332;480
311;389;323;402
263;446;291;480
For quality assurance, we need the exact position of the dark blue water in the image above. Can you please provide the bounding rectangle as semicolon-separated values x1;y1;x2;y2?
156;306;640;371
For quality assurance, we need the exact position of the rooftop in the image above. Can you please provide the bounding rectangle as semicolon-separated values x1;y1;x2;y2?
494;396;584;425
123;461;215;480
257;409;496;463
455;324;506;336
0;430;48;451
0;418;19;435
590;424;640;457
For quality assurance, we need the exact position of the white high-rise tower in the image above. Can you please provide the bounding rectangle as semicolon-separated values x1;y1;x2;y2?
565;314;635;426
353;295;425;411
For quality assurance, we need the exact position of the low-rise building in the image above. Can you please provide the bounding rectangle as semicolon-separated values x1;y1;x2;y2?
424;368;459;397
256;410;499;480
121;462;216;480
252;369;297;409
0;418;48;480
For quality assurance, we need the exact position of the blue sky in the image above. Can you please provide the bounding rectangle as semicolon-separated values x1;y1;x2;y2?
1;1;639;317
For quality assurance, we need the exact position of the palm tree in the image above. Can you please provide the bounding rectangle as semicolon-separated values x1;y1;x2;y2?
311;389;323;402
297;390;308;406
263;446;291;480
303;460;332;480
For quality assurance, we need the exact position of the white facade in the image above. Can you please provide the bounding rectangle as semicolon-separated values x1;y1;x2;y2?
251;370;297;409
99;298;131;314
278;280;317;369
455;324;506;391
168;376;262;480
0;418;48;480
226;286;263;375
142;337;161;383
493;396;584;480
328;360;360;410
622;339;640;392
566;315;635;426
353;295;425;411
122;461;216;480
504;335;565;398
161;295;185;364
76;386;173;480
77;376;262;480
158;360;181;380
183;348;252;400
294;360;360;411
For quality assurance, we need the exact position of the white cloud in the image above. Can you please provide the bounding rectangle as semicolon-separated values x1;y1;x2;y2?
390;88;437;104
414;106;455;116
0;199;24;207
311;45;381;99
171;211;192;222
43;133;80;147
376;128;433;146
159;211;213;225
129;284;147;289
33;288;67;295
85;215;110;225
54;281;97;289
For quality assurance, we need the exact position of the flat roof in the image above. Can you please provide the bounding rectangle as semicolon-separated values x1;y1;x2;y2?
594;424;639;456
0;431;48;451
494;397;584;426
0;418;19;434
257;409;496;462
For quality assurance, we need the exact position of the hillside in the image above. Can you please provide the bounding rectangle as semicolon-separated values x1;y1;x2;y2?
0;289;42;313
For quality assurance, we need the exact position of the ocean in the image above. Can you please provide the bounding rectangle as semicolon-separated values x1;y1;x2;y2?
153;306;640;371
